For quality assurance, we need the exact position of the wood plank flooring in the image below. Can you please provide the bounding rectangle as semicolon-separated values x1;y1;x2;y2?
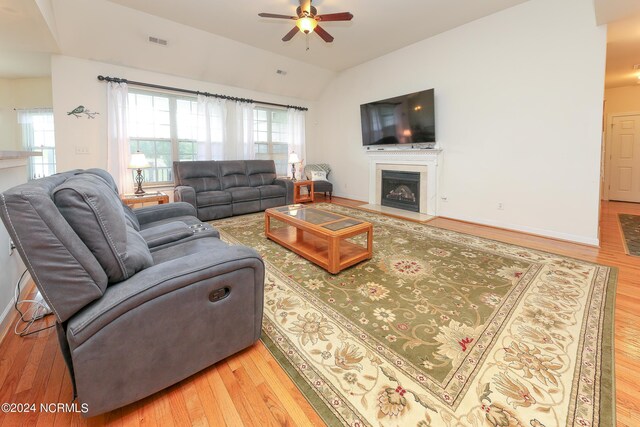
0;198;638;426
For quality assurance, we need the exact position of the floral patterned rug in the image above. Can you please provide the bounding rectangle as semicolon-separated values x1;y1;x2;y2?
212;204;616;427
618;214;640;256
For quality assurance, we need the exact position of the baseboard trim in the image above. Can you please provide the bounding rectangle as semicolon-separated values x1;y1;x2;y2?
439;213;600;247
0;297;16;343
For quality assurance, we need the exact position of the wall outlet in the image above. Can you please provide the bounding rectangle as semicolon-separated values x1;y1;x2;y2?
75;145;90;155
497;202;504;210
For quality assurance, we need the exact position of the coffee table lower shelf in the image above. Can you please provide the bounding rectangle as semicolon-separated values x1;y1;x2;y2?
265;223;372;274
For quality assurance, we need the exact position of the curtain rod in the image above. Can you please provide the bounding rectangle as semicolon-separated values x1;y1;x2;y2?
97;75;308;111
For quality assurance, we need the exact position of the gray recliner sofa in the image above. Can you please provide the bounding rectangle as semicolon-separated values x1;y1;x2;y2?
0;169;265;417
173;160;294;221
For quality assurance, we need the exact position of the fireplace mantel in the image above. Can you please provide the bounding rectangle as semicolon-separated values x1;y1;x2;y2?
365;149;442;216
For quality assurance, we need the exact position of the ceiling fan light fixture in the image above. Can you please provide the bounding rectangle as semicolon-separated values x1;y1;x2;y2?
296;17;317;34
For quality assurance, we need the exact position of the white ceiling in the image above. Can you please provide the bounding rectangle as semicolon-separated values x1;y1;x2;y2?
107;0;530;72
605;12;640;89
4;0;640;97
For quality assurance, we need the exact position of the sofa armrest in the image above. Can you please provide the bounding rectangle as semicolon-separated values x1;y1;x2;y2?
174;185;197;209
133;202;197;226
67;241;264;347
274;178;294;205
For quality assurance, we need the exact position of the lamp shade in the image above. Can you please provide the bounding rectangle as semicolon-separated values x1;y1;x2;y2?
296;17;318;34
129;152;150;169
288;152;300;164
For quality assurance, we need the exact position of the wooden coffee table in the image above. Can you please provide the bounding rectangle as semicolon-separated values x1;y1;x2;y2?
265;205;373;274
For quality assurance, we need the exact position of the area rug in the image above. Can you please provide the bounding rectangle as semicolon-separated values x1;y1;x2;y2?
213;204;616;427
618;214;640;256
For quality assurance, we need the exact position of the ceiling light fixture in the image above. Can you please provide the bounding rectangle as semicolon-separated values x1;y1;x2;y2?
296;16;318;34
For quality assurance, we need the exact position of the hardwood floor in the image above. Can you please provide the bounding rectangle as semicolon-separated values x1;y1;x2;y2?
0;198;638;426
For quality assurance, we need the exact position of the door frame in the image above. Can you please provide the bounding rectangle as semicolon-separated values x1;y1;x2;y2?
603;111;640;201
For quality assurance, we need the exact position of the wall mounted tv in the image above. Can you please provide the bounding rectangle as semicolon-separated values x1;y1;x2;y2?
360;88;435;147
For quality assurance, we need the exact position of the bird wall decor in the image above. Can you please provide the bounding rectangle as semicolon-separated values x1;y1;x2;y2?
67;105;100;119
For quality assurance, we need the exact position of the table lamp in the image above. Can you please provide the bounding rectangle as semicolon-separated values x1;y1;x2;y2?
129;151;150;195
289;152;300;181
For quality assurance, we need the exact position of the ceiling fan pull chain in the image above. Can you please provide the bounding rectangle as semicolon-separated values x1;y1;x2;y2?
306;34;310;51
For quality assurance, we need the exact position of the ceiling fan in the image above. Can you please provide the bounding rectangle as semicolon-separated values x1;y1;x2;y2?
258;0;353;43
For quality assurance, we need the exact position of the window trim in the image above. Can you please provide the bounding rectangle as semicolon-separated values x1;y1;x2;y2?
128;89;201;185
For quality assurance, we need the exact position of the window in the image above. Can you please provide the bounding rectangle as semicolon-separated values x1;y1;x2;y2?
128;90;212;184
18;109;56;180
253;107;289;176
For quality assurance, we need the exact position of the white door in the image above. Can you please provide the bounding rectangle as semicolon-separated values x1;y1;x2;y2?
609;114;640;202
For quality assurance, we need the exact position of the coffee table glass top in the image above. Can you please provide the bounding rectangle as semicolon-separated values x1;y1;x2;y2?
271;205;364;230
322;218;363;231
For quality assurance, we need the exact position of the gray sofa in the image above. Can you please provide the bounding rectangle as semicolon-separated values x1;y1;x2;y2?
173;160;293;221
0;169;265;417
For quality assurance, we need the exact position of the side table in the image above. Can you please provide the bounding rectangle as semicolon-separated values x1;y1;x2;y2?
121;192;169;207
293;180;314;204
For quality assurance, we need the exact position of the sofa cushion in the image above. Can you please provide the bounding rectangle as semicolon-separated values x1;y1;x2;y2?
174;161;222;192
219;161;249;189
227;187;260;202
139;222;194;249
257;185;286;199
313;180;333;193
77;169;141;230
140;215;205;230
246;160;277;187
182;177;222;193
196;190;232;207
53;174;153;284
122;205;141;231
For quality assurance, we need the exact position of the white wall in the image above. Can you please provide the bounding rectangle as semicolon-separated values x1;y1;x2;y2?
604;85;640;116
0;77;53;151
310;0;606;245
51;55;315;174
0;79;16;150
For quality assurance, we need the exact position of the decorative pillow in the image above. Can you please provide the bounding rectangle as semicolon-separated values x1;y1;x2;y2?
310;171;327;181
53;174;153;284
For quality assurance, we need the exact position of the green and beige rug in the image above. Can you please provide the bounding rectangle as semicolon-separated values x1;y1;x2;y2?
618;214;640;257
213;204;616;427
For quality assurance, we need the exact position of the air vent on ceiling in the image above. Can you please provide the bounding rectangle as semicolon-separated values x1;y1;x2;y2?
148;36;168;46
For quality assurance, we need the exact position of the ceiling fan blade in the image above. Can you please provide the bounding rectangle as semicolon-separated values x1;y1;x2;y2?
317;12;354;22
258;13;296;19
314;25;334;43
282;26;299;41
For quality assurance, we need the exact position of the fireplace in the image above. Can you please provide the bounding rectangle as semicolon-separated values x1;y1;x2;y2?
381;170;420;212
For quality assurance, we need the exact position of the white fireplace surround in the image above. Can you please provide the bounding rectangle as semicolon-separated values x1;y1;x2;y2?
366;149;442;216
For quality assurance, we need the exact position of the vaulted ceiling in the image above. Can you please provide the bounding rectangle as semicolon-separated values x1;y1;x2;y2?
105;0;530;72
3;0;640;98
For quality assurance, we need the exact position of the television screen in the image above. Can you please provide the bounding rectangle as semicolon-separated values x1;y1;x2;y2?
360;89;435;146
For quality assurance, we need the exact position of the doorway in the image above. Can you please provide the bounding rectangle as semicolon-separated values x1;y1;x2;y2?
605;113;640;202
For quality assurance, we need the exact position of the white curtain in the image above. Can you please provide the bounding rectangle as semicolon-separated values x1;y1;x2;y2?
17;110;37;156
222;101;255;160
107;82;133;194
287;108;306;178
196;94;227;160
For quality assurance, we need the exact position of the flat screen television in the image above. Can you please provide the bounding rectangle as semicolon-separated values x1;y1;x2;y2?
360;89;435;147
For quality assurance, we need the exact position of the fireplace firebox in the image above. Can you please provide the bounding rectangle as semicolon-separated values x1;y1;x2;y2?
381;170;420;212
